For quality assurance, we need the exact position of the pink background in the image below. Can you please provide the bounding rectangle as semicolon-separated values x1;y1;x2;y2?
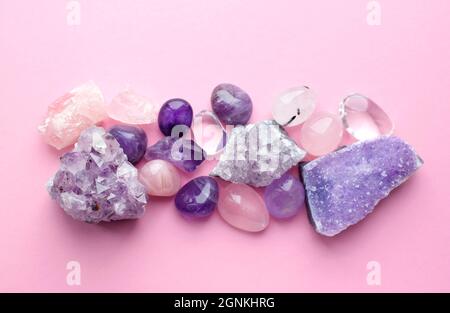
1;0;449;292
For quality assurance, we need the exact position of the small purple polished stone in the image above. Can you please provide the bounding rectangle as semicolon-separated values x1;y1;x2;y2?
145;136;205;172
211;83;253;125
300;136;423;236
158;98;193;136
47;127;147;223
264;173;305;219
109;125;147;164
175;176;219;218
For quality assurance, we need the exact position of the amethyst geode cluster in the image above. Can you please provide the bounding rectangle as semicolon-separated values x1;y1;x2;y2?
47;127;147;223
300;136;423;236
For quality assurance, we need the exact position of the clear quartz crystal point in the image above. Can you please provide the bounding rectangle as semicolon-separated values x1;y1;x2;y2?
192;110;227;156
339;93;394;141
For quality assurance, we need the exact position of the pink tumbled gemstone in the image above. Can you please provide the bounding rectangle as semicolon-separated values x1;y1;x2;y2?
38;81;106;150
139;160;181;197
300;112;343;156
107;90;158;125
218;183;270;232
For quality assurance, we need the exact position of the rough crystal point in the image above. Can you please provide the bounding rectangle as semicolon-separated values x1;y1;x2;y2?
47;127;147;223
218;183;269;232
300;136;423;237
211;83;253;125
210;120;306;187
38;81;106;150
340;93;394;141
175;176;219;218
107;90;158;125
145;136;205;172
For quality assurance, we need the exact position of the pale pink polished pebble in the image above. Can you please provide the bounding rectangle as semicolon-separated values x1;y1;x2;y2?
107;90;158;125
139;160;181;197
38;81;106;150
218;183;270;232
300;112;343;156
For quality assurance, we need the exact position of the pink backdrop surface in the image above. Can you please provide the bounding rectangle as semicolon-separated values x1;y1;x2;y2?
1;0;449;292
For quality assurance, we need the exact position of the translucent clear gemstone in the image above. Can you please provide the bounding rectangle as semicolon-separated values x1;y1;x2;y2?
272;86;316;127
339;93;394;141
192;110;227;156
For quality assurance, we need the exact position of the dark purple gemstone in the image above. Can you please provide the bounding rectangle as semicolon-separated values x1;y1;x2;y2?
109;125;148;164
145;136;205;172
175;176;219;218
158;98;193;136
211;83;253;125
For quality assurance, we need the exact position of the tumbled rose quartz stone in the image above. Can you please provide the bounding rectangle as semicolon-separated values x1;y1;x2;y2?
300;136;423;236
175;176;219;218
38;81;107;150
264;173;305;219
109;125;148;164
139;160;181;197
211;83;253;125
218;183;269;232
339;93;394;141
300;112;343;156
47;127;147;223
272;86;316;127
107;90;158;125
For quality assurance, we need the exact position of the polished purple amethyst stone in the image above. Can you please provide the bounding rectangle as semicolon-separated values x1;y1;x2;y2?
175;176;219;218
158;98;193;136
211;83;253;125
109;125;147;164
264;173;305;219
145;136;205;172
300;136;423;236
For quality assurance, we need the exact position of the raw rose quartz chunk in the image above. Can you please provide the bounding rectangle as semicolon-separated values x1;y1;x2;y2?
38;81;107;150
107;90;158;125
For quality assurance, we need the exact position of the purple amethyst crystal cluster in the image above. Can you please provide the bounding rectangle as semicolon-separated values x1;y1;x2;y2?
300;136;423;236
47;127;147;223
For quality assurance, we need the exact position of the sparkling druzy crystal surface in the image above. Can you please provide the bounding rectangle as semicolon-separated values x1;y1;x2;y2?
47;127;147;223
38;81;107;150
210;120;306;187
300;136;423;236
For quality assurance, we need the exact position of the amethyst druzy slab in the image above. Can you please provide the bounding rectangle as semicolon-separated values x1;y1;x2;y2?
300;136;423;237
47;127;147;223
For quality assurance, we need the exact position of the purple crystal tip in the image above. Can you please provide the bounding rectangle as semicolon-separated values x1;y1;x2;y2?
47;127;147;223
300;136;423;237
145;136;206;172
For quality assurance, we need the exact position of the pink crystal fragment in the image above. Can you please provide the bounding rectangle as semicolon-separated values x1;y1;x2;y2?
107;90;158;125
38;81;106;150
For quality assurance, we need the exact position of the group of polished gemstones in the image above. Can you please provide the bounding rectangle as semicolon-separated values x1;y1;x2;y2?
40;82;422;236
